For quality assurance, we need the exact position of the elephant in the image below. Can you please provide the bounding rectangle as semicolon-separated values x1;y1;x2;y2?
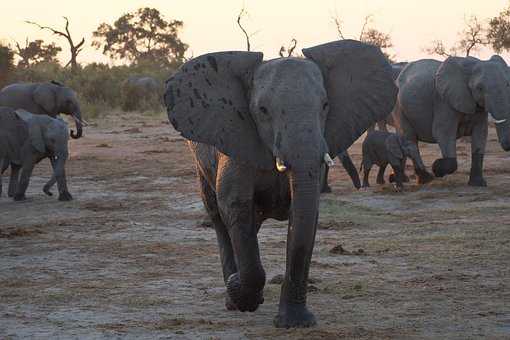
0;107;72;201
0;80;84;139
122;76;163;111
394;56;510;186
367;62;408;133
360;130;424;191
320;151;361;193
164;40;397;328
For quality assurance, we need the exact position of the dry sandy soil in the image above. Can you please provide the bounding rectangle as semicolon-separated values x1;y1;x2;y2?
1;113;509;339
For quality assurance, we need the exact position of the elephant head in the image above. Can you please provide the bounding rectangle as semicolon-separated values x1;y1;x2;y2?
165;40;396;325
33;81;84;139
435;56;510;150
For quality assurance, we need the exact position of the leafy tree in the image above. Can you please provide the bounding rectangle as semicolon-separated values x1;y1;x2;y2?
92;7;188;66
487;4;510;53
14;39;62;67
0;42;15;87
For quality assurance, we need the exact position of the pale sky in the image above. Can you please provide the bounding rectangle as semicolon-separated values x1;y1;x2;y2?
1;0;509;65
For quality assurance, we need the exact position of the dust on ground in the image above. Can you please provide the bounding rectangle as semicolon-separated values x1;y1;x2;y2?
1;113;509;339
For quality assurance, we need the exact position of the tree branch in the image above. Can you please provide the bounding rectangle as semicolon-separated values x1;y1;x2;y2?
237;7;251;51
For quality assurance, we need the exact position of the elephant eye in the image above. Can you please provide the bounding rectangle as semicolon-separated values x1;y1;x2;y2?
322;102;329;111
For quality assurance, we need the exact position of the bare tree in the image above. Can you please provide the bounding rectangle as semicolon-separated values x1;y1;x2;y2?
331;12;394;62
26;17;85;71
425;15;488;58
279;38;298;57
237;7;260;51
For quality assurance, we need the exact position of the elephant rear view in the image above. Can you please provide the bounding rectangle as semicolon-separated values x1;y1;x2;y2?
0;81;84;139
395;56;510;186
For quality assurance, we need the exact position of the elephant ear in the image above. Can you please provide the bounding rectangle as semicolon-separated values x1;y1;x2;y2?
33;83;56;115
385;134;403;160
302;40;398;157
435;57;477;114
165;51;273;169
15;109;45;154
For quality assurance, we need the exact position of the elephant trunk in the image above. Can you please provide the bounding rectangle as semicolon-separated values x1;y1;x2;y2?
494;119;510;151
280;162;321;306
70;108;83;139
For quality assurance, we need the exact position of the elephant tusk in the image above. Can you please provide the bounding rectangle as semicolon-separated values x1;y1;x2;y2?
488;112;507;124
275;158;287;172
324;153;335;166
71;114;89;127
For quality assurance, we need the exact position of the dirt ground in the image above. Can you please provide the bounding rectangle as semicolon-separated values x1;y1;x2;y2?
1;112;509;339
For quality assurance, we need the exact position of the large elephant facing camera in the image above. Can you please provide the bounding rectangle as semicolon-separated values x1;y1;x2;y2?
395;56;510;186
165;40;397;328
0;81;84;139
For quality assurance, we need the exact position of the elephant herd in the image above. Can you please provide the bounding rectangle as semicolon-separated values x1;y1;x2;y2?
1;38;510;328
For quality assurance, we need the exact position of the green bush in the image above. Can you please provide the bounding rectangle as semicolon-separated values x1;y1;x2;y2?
6;61;177;119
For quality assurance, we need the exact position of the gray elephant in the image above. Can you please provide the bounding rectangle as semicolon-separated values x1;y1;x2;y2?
0;80;84;139
395;56;510;186
122;76;162;111
321;151;361;192
0;107;72;201
360;131;424;191
367;62;407;133
164;40;397;328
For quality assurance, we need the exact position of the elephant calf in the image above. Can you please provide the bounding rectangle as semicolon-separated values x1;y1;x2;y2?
361;131;425;191
0;107;72;201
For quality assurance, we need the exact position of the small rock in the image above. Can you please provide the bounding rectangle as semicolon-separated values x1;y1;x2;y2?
96;143;111;148
307;285;319;293
329;244;348;254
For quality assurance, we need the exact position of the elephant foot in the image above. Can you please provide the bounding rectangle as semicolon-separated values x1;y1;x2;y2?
13;193;26;201
415;169;434;184
432;158;457;177
225;294;238;311
389;173;410;183
226;272;264;312
43;186;53;196
468;176;487;187
393;183;404;192
321;185;332;193
274;303;317;328
58;191;73;201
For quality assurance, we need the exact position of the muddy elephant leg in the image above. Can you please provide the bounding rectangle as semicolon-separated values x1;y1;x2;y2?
432;106;459;178
8;164;21;198
376;163;387;184
468;115;488;186
199;174;239;310
217;164;265;313
320;165;332;193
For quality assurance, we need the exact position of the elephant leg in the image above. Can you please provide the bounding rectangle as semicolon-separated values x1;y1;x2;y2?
320;165;332;193
339;152;361;189
217;164;265;313
199;174;239;310
432;106;459;178
43;175;56;196
14;161;35;201
362;165;371;188
376;163;387;184
8;164;21;197
468;115;488;187
390;163;404;192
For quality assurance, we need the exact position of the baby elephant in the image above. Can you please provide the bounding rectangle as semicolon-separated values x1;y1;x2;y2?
361;131;421;191
0;107;72;201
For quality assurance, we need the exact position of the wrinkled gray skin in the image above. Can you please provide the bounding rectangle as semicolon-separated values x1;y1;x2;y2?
0;81;83;139
165;40;397;328
395;56;510;186
368;62;407;133
0;107;71;201
361;131;423;191
321;151;360;193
